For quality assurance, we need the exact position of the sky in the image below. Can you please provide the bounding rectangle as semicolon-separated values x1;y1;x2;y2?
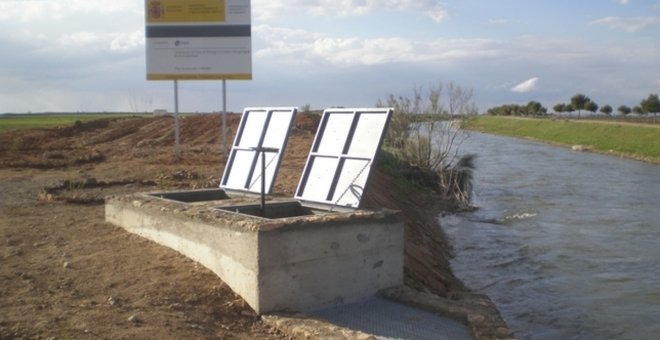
1;0;659;114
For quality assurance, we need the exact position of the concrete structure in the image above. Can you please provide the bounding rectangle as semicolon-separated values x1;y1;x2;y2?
106;107;402;313
105;191;403;314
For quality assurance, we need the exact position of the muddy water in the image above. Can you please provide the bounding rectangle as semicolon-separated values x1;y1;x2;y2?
440;132;660;339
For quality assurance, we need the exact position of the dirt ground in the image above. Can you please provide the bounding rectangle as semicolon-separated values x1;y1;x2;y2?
0;114;466;339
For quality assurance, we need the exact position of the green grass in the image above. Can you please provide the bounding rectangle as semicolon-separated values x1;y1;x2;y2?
0;113;134;133
464;116;660;163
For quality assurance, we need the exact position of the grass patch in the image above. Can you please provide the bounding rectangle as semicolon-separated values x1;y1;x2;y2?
0;113;135;133
464;116;660;163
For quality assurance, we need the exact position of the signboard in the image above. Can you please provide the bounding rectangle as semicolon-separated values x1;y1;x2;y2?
145;0;252;80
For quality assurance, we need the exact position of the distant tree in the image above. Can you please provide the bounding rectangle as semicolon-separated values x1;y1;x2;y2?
564;104;575;115
486;105;506;116
526;101;547;116
486;103;549;116
570;94;590;120
513;104;526;116
487;104;521;116
553;103;566;114
618;105;631;117
600;105;613;115
633;106;644;114
640;93;660;122
585;100;599;115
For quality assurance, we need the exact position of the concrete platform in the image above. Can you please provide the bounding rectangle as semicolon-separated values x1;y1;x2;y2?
262;287;515;340
105;190;403;314
309;297;474;340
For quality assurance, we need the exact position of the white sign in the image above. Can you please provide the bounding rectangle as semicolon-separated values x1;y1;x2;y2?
145;0;252;80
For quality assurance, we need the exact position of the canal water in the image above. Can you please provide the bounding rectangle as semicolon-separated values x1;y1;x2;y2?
440;132;660;339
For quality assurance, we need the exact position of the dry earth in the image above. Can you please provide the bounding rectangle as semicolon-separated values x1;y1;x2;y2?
1;114;476;339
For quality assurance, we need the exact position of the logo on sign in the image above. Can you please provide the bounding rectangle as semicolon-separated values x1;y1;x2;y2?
149;1;163;19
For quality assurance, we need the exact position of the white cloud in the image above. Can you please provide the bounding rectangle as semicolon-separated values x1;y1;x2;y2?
511;77;539;93
56;31;103;48
0;0;140;22
257;25;651;72
110;30;145;52
591;16;660;32
252;0;447;23
0;0;144;75
312;37;417;65
255;25;502;66
48;30;143;54
255;25;660;72
618;0;630;5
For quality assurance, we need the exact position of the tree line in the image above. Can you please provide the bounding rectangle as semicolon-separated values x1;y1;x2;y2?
488;93;660;121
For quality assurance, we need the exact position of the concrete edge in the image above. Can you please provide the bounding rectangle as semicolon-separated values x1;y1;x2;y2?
261;314;377;340
105;193;402;233
381;286;515;340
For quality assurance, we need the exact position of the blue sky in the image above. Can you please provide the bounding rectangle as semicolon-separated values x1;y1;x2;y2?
1;0;659;113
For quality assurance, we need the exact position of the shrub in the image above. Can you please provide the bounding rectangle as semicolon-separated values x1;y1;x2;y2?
378;82;477;210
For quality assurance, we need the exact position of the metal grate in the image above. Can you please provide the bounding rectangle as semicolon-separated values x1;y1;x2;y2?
310;297;474;340
221;107;297;195
295;108;392;211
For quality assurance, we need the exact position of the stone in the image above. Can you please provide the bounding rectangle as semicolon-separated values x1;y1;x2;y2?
128;315;141;324
240;310;255;317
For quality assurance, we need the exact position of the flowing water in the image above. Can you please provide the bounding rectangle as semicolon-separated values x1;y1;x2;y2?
440;132;660;339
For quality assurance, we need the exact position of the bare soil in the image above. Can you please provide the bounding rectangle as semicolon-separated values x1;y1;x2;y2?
0;114;466;339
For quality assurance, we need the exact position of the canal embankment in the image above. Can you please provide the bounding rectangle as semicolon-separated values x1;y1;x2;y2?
463;116;660;164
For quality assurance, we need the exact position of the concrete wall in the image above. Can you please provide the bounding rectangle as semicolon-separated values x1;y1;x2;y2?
258;220;403;312
105;198;260;309
105;195;404;314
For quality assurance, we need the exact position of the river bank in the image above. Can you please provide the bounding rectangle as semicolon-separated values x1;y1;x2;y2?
0;114;511;339
464;116;660;164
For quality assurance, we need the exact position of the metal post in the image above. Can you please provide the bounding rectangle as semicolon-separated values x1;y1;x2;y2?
250;146;279;217
174;80;181;160
222;79;227;159
260;149;266;216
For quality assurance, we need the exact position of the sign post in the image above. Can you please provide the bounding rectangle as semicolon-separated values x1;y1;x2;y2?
174;80;180;159
222;79;227;157
145;0;252;159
